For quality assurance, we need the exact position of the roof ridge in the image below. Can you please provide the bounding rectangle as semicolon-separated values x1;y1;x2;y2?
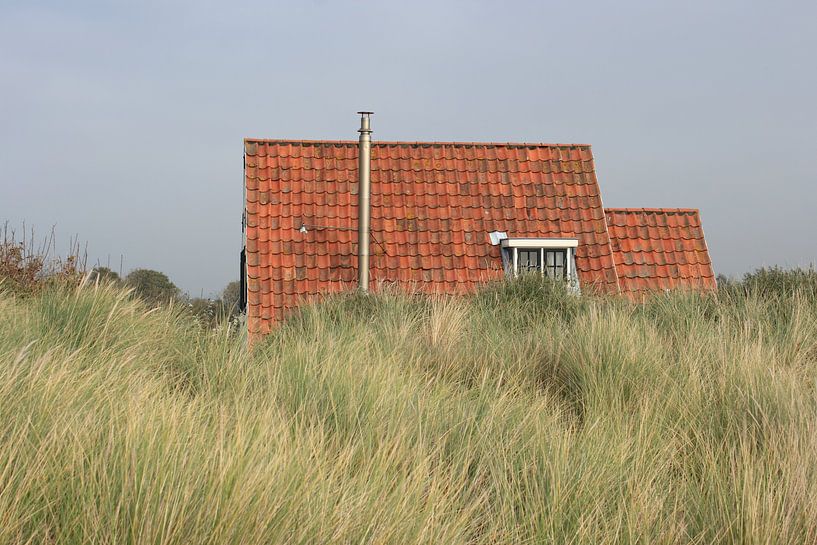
244;138;592;148
605;207;700;214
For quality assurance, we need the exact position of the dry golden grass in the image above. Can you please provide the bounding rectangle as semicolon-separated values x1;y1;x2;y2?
1;276;817;544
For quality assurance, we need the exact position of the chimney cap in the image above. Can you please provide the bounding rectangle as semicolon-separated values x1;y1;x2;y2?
358;112;373;134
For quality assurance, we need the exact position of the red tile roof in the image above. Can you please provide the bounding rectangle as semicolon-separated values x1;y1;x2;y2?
605;208;716;294
245;139;621;336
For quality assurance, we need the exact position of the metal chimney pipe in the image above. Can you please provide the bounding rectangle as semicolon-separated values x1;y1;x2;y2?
357;111;373;292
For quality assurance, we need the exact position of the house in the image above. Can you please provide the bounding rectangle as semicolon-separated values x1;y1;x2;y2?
242;116;715;340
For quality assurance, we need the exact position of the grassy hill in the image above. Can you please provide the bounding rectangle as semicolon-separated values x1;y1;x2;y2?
1;276;817;544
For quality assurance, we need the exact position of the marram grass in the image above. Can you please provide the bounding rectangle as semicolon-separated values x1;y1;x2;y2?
1;278;817;544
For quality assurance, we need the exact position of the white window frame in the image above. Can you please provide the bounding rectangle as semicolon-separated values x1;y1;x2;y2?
501;238;580;291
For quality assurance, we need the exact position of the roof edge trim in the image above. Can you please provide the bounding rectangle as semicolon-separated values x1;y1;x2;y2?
243;138;592;148
605;207;701;214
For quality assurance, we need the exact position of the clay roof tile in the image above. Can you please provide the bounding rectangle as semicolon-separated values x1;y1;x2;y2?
605;208;716;294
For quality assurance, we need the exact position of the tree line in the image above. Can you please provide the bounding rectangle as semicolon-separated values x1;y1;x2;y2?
90;267;241;327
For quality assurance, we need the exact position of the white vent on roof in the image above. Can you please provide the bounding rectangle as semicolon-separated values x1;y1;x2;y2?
489;231;508;246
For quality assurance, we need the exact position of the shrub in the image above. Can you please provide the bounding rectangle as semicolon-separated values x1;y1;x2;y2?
88;266;122;286
125;268;181;307
0;225;84;295
740;265;817;299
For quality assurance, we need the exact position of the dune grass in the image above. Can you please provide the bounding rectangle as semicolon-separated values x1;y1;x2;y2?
1;277;817;544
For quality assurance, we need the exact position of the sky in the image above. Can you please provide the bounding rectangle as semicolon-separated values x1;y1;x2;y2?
1;0;816;296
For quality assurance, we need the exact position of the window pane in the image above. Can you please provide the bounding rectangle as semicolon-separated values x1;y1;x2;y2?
544;250;567;280
519;249;539;273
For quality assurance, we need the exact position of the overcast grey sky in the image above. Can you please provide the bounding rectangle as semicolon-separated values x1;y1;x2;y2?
2;0;815;296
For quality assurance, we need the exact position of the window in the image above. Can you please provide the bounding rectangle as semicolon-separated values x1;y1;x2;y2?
499;238;580;292
517;248;566;279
